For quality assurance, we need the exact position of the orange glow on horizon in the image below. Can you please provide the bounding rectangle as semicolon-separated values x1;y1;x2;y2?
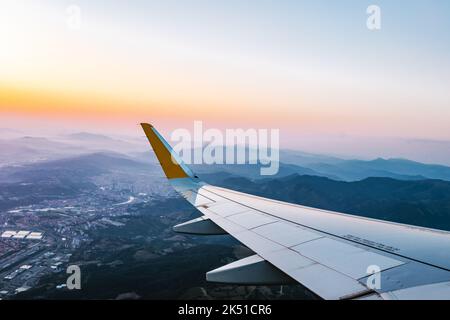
0;84;337;129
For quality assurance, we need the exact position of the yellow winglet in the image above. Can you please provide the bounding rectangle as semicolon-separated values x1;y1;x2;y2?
141;123;191;179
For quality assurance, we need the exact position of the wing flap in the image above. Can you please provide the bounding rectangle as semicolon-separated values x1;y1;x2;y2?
206;254;296;285
381;281;450;300
289;264;371;300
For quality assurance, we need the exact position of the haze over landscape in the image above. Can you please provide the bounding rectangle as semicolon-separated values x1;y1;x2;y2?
0;0;450;300
0;131;449;299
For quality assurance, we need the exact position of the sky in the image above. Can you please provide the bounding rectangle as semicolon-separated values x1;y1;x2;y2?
0;0;449;162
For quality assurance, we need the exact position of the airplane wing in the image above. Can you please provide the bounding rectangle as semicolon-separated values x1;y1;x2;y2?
141;123;450;300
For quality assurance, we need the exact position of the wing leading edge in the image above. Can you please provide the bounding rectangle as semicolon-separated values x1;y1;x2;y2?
141;123;450;300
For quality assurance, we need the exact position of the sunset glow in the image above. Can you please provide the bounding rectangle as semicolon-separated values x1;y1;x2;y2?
1;0;450;153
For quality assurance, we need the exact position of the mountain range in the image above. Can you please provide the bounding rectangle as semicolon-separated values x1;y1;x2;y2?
2;131;450;183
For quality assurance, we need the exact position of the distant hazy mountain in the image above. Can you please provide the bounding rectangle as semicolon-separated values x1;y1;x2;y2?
191;163;338;181
15;136;77;151
0;128;24;138
0;132;146;168
1;152;152;182
190;157;449;182
279;149;343;166
215;174;450;231
306;158;450;182
3;131;450;182
60;132;144;154
0;136;88;167
279;149;450;182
